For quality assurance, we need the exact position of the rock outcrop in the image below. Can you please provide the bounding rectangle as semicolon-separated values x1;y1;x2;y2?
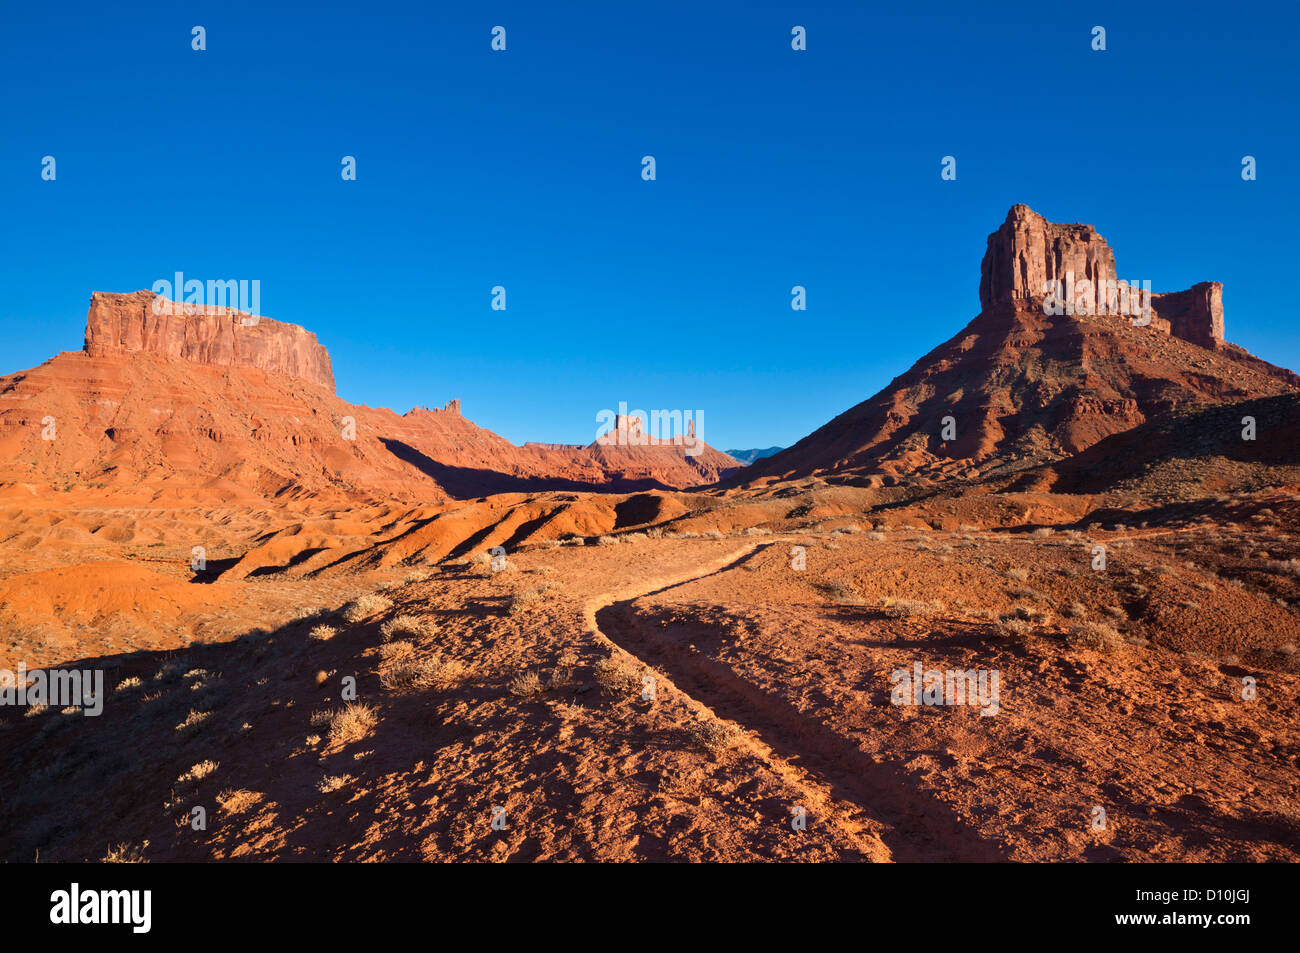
980;204;1117;314
738;205;1296;487
84;291;336;391
979;205;1224;349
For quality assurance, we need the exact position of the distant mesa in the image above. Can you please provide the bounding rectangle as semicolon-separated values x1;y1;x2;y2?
0;292;738;502
84;290;335;390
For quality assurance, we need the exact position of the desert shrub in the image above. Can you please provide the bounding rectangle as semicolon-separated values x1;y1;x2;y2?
1008;586;1048;602
867;532;885;541
882;598;943;618
817;578;860;603
153;662;184;683
310;624;339;641
327;702;378;744
685;718;737;755
174;709;212;736
342;593;392;623
403;569;432;583
177;760;219;785
745;526;773;536
1005;568;1030;582
508;587;545;615
380;614;433;642
1066;622;1122;653
216;789;262;814
509;671;546;698
318;775;353;794
1063;602;1088;619
381;656;464;693
1031;528;1054;539
102;842;149;863
469;551;491;564
1263;559;1300;576
595;656;642;696
646;527;664;539
998;616;1033;636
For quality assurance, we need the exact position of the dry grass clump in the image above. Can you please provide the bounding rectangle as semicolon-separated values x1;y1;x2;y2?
1263;559;1300;575
685;717;737;755
1065;621;1123;653
998;616;1034;636
174;709;212;736
382;655;464;693
1031;527;1054;539
548;652;580;688
1005;568;1030;582
703;529;725;539
176;760;219;785
102;841;149;863
318;774;354;794
153;661;184;683
509;671;547;698
507;582;560;615
403;569;432;583
327;702;378;744
114;676;143;694
215;789;263;815
882;597;943;618
596;535;619;546
1008;586;1049;602
310;624;339;642
744;526;773;536
342;593;392;623
818;577;862;604
1063;601;1088;619
595;656;642;696
379;614;434;642
867;531;885;541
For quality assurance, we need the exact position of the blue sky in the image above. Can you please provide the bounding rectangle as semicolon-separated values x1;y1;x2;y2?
1;0;1296;450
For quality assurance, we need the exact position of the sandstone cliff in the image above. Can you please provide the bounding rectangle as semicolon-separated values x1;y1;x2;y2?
84;291;336;391
740;204;1297;487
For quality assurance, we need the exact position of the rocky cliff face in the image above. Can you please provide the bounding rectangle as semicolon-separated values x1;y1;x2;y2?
738;205;1294;487
980;204;1117;313
83;291;336;391
979;205;1224;349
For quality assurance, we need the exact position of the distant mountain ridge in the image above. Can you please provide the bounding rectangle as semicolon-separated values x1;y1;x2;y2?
724;447;784;466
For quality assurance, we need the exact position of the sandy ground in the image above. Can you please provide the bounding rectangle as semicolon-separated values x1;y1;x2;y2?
3;492;1298;862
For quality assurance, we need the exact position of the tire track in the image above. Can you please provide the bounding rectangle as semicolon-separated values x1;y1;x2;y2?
585;541;1007;862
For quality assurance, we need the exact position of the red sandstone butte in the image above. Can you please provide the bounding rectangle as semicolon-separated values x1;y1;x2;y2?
84;290;336;390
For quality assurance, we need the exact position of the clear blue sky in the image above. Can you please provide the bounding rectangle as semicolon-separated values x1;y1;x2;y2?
1;0;1296;450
